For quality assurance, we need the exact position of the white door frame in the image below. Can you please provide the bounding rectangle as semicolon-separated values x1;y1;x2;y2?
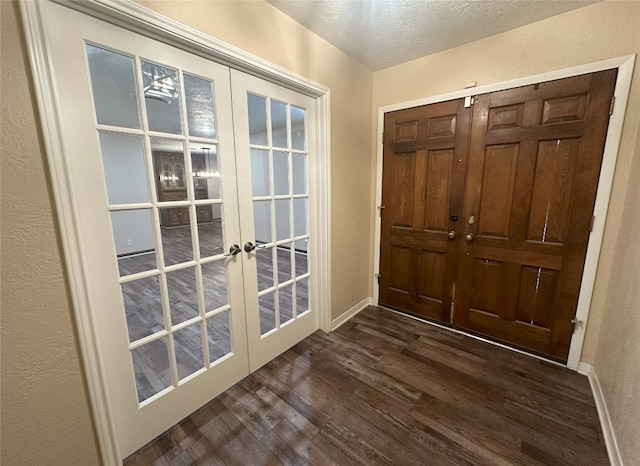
372;55;635;371
20;0;331;463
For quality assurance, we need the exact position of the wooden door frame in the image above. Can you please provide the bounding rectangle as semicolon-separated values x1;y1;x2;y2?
20;0;331;463
373;55;636;371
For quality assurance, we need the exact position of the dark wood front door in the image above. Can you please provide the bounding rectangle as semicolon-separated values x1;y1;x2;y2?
380;69;617;362
379;100;470;322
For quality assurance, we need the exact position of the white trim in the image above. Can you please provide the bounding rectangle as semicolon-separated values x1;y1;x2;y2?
577;361;593;376
58;0;328;97
21;0;331;461
372;55;636;370
317;91;333;332
579;363;623;466
331;298;372;331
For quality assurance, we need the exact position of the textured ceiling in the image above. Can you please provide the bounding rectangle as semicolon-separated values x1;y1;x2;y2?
266;0;597;71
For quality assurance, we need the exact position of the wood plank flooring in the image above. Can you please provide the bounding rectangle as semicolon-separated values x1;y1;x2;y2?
124;306;609;466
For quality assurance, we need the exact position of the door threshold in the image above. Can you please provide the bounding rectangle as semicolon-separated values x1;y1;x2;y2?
377;305;569;370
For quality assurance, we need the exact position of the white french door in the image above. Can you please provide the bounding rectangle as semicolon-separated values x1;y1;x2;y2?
232;71;318;371
39;1;319;459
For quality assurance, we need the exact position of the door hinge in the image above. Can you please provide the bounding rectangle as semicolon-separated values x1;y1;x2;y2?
590;215;595;232
375;273;381;282
571;317;584;332
382;132;385;144
609;96;615;115
377;205;385;215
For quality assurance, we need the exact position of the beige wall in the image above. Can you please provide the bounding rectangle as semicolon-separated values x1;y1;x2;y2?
1;0;372;463
372;1;640;461
593;122;640;465
0;2;102;464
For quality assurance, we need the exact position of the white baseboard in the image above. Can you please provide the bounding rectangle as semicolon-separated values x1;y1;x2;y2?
579;362;623;466
331;297;372;331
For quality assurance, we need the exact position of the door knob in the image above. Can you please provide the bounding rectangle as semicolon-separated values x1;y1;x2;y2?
448;231;457;239
244;241;267;253
465;233;475;242
467;215;477;225
223;244;241;256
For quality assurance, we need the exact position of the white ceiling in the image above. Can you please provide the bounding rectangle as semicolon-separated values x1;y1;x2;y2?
266;0;597;71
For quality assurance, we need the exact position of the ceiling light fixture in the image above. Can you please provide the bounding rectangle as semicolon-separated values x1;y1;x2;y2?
142;62;179;104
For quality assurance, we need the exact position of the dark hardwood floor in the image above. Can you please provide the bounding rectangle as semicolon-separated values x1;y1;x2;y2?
124;306;609;466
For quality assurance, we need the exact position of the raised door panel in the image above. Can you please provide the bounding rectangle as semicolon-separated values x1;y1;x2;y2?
455;69;617;361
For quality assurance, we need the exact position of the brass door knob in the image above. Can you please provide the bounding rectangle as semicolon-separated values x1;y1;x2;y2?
448;231;456;239
466;233;475;242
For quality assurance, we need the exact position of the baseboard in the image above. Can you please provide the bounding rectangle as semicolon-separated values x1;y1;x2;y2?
580;363;623;466
331;297;372;331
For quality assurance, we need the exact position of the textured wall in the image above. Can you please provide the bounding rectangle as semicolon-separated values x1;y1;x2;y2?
593;124;640;465
371;0;640;363
136;0;374;319
0;2;101;464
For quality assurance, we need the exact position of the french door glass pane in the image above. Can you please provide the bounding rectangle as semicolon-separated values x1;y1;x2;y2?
270;100;287;148
297;277;309;313
275;199;290;241
256;247;274;292
259;293;276;335
158;207;193;266
248;94;268;146
207;311;232;362
295;240;308;277
166;267;200;325
253;200;272;243
202;260;228;311
198;215;225;258
292;154;307;195
151;138;187;202
86;44;140;129
131;337;172;402
273;151;289;196
99;132;149;204
174;323;204;380
294;198;308;237
110;209;157;276
291;106;306;150
279;285;294;324
277;245;292;282
184;74;216;139
122;276;164;342
141;60;182;134
191;145;221;200
251;149;270;197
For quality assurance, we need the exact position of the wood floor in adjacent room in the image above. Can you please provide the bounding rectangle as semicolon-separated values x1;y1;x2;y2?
124;306;609;466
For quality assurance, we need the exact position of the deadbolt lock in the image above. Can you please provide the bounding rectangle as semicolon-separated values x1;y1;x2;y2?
467;215;477;225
